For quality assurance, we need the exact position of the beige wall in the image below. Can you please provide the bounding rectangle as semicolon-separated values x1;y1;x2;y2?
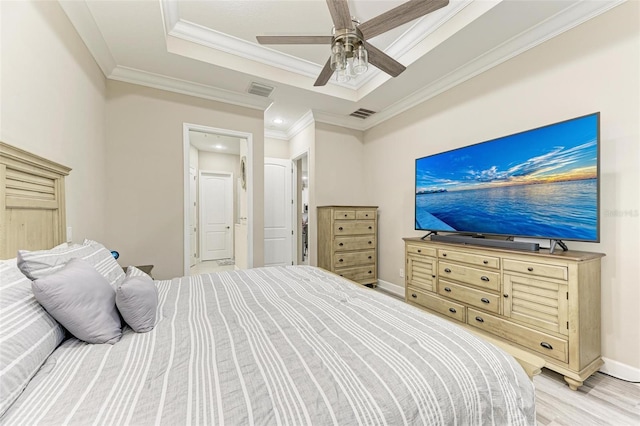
265;137;290;159
105;81;265;279
363;2;640;371
0;1;108;245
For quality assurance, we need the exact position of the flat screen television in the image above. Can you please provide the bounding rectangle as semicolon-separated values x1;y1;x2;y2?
415;112;600;244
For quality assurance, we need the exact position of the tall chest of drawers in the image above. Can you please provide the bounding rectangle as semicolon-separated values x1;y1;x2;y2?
317;206;378;286
404;237;604;390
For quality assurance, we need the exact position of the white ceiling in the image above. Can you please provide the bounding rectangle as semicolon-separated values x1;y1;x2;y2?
189;131;242;155
60;0;623;138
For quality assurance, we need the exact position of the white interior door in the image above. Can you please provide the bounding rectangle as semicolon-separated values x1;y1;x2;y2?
189;167;198;266
200;171;233;261
264;158;292;267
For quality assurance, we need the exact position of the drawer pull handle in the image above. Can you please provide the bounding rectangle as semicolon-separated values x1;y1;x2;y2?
444;287;452;292
481;298;490;304
503;294;509;298
444;268;452;273
432;275;436;278
417;249;421;253
368;226;372;230
344;214;348;217
368;241;372;244
540;342;553;350
368;256;372;259
442;253;447;257
339;243;344;247
483;260;488;264
448;308;457;313
480;276;490;282
339;259;344;263
338;227;343;231
411;293;417;298
368;270;372;274
475;316;484;323
528;267;534;272
365;214;369;217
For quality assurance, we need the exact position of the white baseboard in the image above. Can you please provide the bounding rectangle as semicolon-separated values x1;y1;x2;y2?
600;357;640;382
376;279;404;298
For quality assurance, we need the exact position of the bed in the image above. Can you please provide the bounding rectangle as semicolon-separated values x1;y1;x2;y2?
0;142;536;425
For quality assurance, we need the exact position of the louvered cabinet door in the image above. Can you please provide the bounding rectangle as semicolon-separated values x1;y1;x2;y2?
503;274;569;336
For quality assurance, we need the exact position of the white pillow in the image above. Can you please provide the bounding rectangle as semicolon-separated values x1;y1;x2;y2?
31;258;122;344
0;260;65;417
18;239;125;289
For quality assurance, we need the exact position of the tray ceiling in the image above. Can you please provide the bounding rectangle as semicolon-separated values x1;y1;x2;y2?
60;0;624;137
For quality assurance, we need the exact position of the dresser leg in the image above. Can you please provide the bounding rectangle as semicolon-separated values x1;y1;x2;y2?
564;376;583;391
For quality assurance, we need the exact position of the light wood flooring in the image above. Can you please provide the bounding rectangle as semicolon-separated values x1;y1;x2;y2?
535;368;640;425
374;287;640;425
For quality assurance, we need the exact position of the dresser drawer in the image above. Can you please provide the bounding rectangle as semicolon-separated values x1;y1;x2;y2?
406;244;436;258
334;235;376;251
438;249;500;269
468;308;568;363
438;261;500;291
355;210;376;220
503;259;568;281
438;280;500;314
334;220;375;235
334;209;355;220
407;287;466;323
334;250;375;268
336;265;376;283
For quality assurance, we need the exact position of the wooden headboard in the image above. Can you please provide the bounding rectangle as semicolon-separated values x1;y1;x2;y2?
0;142;71;259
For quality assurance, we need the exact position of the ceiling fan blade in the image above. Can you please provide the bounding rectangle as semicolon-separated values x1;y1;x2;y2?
256;35;333;45
358;0;449;40
366;44;406;77
314;58;334;86
326;0;353;30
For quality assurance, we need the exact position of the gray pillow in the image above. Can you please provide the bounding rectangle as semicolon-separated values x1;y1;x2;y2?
116;274;158;333
31;258;122;344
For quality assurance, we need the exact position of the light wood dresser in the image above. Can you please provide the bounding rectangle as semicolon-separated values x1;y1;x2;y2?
404;237;605;390
318;206;378;287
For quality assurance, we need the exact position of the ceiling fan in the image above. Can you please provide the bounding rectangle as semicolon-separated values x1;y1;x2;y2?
256;0;450;86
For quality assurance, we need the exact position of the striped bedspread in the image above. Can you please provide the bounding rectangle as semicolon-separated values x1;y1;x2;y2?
1;266;535;425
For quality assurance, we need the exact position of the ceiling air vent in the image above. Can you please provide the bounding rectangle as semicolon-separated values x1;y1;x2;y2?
350;108;377;119
247;82;274;97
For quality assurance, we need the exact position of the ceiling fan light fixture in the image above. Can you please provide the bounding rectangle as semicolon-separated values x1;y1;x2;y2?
336;68;351;83
352;44;368;75
330;42;346;71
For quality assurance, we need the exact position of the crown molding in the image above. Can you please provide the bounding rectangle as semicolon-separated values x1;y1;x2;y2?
312;111;368;132
286;110;316;140
264;129;289;140
109;66;272;111
58;0;116;77
324;0;626;132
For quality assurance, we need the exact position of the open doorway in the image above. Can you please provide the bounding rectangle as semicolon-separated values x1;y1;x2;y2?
183;124;253;276
293;153;309;265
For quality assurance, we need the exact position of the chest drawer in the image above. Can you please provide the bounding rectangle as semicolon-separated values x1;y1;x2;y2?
438;261;500;291
334;250;375;267
355;210;376;220
503;259;568;281
408;287;466;323
334;210;355;220
438;280;500;314
334;220;375;236
438;249;500;269
468;308;568;363
335;265;376;284
334;235;376;251
406;244;436;257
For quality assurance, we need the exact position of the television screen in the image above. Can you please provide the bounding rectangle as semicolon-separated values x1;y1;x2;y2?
415;113;600;242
